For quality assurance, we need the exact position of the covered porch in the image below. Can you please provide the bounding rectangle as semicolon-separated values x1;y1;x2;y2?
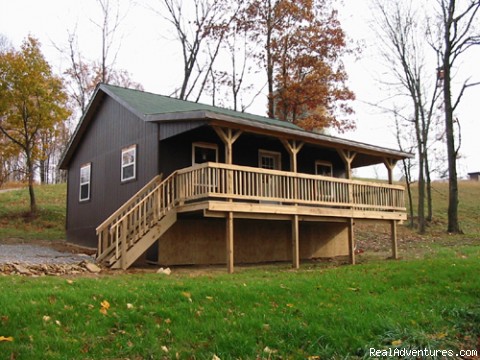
98;121;409;272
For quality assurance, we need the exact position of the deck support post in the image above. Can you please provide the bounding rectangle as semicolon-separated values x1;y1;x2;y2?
292;215;300;269
391;220;398;259
348;218;355;265
226;211;234;273
384;157;399;260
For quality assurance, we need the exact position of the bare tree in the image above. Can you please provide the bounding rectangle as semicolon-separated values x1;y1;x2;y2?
59;0;142;117
394;113;416;227
373;0;443;233
429;0;480;233
154;0;240;102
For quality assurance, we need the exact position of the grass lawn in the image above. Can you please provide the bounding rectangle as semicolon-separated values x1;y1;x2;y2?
0;181;479;358
1;249;479;359
0;184;66;240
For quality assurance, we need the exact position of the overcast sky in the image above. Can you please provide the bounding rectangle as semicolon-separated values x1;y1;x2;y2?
1;0;479;179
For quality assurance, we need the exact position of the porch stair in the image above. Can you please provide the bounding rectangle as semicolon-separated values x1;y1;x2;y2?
96;173;178;270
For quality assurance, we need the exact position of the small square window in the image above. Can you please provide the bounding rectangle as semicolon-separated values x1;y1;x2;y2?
192;143;218;165
121;145;136;182
315;161;332;176
79;163;91;202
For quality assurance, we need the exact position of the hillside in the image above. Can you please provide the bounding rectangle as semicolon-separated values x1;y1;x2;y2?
0;180;479;248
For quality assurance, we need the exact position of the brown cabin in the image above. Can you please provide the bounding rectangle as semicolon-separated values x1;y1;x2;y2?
468;172;480;181
59;84;411;272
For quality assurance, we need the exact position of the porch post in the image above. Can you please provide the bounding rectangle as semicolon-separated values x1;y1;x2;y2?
281;139;304;269
338;149;357;265
384;157;399;260
348;218;355;265
337;149;357;180
213;127;242;165
226;211;234;273
214;127;242;201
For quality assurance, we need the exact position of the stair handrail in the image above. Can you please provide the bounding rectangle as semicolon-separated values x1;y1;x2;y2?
96;174;162;261
96;174;163;234
97;170;179;264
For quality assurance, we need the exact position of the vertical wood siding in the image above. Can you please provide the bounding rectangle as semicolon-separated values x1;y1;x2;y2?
66;96;159;247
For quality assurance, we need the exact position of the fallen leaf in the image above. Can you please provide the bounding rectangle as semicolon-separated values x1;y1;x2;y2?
126;303;134;309
348;287;360;292
263;346;277;354
286;303;294;308
100;300;110;310
55;320;61;326
100;300;110;315
212;355;221;360
392;339;402;346
161;345;169;353
0;336;13;342
181;292;192;302
66;279;74;284
42;316;51;322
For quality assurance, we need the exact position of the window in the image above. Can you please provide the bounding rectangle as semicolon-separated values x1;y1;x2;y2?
315;161;333;176
79;163;91;202
121;145;136;182
259;150;281;170
192;143;218;165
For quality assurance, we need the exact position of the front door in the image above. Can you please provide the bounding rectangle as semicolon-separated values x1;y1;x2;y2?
259;150;281;202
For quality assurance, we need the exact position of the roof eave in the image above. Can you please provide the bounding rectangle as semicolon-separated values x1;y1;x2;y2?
147;111;413;160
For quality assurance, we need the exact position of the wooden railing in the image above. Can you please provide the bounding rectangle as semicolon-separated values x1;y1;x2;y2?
96;162;405;267
174;162;406;211
96;172;176;265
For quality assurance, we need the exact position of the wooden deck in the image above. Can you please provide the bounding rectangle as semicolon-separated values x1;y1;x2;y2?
174;162;406;219
96;162;407;270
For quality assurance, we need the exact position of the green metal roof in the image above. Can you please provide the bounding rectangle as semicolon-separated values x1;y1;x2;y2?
103;84;301;131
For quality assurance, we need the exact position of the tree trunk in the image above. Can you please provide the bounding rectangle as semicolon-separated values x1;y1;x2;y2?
443;54;461;233
26;154;37;215
424;152;433;222
414;108;426;233
402;159;415;228
266;0;275;119
39;159;46;184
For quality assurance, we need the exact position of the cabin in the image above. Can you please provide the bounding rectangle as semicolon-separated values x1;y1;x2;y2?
59;84;411;272
468;172;480;181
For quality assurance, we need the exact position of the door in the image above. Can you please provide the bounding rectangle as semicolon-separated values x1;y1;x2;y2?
259;150;281;202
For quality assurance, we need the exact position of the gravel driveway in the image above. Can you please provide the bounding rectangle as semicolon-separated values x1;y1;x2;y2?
0;243;94;265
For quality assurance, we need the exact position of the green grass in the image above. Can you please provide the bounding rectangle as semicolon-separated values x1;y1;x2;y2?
0;184;66;240
1;251;479;359
407;180;480;237
0;181;479;358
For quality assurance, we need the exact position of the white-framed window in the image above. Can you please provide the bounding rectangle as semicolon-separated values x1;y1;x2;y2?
79;163;91;202
192;142;218;165
259;150;281;170
315;160;333;176
121;145;137;182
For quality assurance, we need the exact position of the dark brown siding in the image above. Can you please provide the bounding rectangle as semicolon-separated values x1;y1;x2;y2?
159;125;225;176
158;125;346;176
66;96;159;247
